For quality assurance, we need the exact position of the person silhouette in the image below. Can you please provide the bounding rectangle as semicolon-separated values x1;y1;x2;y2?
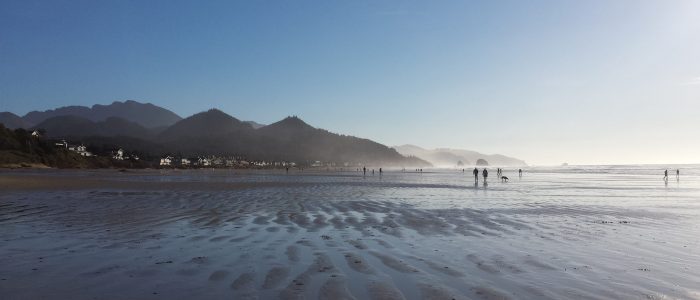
663;169;668;181
483;168;488;183
473;168;479;183
676;169;680;180
518;169;522;177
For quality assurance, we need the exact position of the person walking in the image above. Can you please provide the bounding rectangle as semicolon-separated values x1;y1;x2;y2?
483;168;488;183
473;168;479;183
676;169;680;180
664;169;668;181
518;169;522;177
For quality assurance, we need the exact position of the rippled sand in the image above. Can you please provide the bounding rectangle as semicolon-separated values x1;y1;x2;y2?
1;168;699;299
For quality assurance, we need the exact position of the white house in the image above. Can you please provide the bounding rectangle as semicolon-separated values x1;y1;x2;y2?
225;159;235;167
160;156;173;166
211;157;224;166
113;149;125;160
68;145;92;157
198;157;211;167
181;158;191;166
31;130;41;137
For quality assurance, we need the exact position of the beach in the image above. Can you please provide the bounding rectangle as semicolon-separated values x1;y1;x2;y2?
1;167;699;299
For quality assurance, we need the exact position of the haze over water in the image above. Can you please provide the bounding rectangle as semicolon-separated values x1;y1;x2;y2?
1;165;699;299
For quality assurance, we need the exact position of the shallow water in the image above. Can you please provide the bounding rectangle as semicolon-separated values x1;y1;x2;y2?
1;166;699;299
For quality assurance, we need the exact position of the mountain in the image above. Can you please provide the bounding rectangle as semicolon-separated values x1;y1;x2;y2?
244;121;266;129
154;113;428;166
255;116;427;166
393;144;527;167
157;109;254;142
33;116;153;139
20;100;181;128
0;112;29;129
4;101;431;167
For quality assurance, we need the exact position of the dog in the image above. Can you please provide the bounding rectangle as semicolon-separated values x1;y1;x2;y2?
501;176;509;182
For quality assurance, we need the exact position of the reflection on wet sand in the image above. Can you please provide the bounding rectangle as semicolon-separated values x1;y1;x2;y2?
1;169;699;299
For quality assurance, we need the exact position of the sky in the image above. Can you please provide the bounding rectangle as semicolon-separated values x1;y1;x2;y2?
1;0;699;165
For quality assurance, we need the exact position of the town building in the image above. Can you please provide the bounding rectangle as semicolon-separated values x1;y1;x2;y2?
68;145;92;157
160;156;173;166
113;149;125;160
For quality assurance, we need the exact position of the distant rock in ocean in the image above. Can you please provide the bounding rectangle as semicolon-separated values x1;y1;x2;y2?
476;158;489;166
393;144;526;167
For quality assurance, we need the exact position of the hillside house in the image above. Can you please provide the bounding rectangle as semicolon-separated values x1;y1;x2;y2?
160;156;173;166
113;149;125;160
211;157;224;166
197;157;211;167
68;145;92;157
225;159;236;167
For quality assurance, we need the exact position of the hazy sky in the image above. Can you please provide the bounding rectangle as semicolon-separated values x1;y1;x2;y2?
2;0;699;165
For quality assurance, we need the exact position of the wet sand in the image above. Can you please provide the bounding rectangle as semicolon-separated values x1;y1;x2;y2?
1;169;699;299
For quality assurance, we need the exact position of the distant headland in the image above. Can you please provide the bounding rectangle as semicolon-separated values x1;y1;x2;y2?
1;100;524;169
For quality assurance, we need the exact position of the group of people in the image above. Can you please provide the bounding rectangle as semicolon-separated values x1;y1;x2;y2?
362;166;383;176
356;167;680;184
663;169;680;182
472;167;523;183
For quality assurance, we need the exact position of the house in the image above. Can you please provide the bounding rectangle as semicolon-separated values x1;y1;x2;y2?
211;157;224;166
113;149;125;160
68;145;92;157
55;140;68;149
225;159;236;167
197;157;211;167
181;158;191;166
160;156;173;166
31;130;41;138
